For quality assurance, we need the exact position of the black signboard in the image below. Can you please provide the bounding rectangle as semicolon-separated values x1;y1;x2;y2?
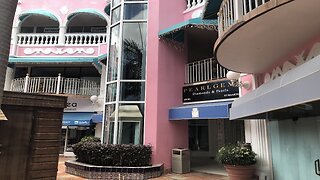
183;80;239;103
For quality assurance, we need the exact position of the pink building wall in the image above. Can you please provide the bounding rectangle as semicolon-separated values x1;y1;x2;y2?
145;0;189;169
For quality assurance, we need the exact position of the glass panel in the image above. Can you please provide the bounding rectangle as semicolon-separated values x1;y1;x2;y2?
124;4;148;20
112;0;121;7
107;25;120;82
269;117;320;180
121;23;147;79
119;122;140;144
120;82;145;101
104;104;116;144
106;83;117;102
111;7;121;24
118;103;144;144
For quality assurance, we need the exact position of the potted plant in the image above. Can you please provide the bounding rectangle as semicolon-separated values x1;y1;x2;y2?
216;143;257;180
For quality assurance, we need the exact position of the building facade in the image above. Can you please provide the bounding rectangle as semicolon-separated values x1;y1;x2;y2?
6;0;296;178
215;0;320;179
7;0;109;156
104;0;247;174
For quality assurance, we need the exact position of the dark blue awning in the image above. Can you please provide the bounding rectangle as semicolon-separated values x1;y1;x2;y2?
91;114;103;123
169;101;232;120
63;113;93;126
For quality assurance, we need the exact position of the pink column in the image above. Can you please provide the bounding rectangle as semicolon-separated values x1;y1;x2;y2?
144;0;189;169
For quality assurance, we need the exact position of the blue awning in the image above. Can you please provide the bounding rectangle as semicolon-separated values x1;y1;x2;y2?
158;17;217;43
91;114;103;123
169;101;232;120
63;113;93;126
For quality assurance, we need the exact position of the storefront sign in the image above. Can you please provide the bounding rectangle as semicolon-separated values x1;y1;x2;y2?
183;80;239;103
64;97;96;112
62;120;91;126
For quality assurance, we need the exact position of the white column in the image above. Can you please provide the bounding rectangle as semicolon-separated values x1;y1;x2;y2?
56;73;61;94
4;65;15;90
58;26;67;45
245;120;273;180
23;73;30;93
10;26;19;55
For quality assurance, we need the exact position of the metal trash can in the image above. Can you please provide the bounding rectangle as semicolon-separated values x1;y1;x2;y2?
172;148;190;173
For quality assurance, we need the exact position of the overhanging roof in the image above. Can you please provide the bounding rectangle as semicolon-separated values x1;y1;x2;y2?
202;0;223;19
19;9;59;22
9;55;106;74
68;9;107;21
230;54;320;120
111;105;143;118
169;101;232;120
158;17;217;42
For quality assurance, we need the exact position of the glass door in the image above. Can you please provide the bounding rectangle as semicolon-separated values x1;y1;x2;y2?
109;121;141;144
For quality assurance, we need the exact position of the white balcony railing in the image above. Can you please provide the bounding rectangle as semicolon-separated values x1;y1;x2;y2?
10;74;100;96
16;33;107;45
217;0;270;35
17;33;59;45
186;0;205;11
185;58;228;84
65;33;107;45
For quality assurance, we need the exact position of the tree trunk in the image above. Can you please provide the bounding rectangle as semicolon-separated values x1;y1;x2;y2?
0;0;18;106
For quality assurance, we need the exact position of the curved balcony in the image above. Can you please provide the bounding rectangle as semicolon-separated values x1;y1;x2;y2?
214;0;320;73
10;74;100;96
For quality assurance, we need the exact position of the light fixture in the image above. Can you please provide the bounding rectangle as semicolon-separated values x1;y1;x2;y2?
226;71;251;90
90;95;99;104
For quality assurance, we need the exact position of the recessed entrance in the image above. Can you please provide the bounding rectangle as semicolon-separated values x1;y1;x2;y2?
189;119;245;175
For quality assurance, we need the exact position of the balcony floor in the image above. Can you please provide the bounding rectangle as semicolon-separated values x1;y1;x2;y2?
215;0;320;73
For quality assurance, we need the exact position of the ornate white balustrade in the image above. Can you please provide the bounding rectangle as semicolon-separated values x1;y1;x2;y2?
16;33;107;45
10;74;100;96
217;0;270;35
17;33;59;45
65;33;107;45
186;0;205;10
185;58;228;84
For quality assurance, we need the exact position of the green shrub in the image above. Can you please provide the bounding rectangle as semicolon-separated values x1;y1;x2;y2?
80;136;100;143
216;144;257;166
72;142;152;167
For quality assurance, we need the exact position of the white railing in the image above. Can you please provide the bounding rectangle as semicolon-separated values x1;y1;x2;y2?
186;0;205;10
65;33;107;45
185;58;228;84
218;0;270;35
16;33;107;45
10;74;100;96
17;33;59;45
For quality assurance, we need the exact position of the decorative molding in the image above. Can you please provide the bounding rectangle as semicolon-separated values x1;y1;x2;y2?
264;42;320;83
24;47;95;55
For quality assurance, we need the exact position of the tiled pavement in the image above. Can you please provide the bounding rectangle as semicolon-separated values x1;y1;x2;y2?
57;156;228;180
